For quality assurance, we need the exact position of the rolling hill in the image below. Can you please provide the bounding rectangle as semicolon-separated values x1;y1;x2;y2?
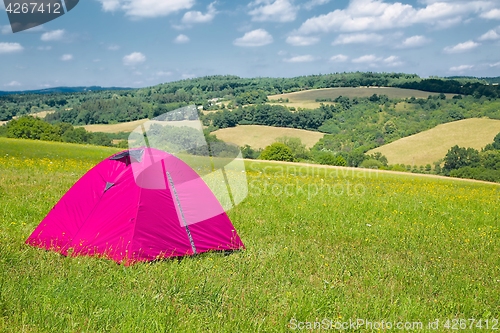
369;118;500;166
268;87;457;109
0;86;132;96
212;125;324;149
81;119;149;133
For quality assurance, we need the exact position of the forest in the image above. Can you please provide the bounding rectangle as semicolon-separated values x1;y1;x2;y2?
1;72;500;123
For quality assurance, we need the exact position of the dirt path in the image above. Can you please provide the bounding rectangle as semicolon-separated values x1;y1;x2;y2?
251;159;500;187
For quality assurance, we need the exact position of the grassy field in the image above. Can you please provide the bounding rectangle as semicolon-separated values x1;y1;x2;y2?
213;125;324;149
268;87;457;109
0;110;55;126
369;118;500;166
81;119;149;133
1;138;499;332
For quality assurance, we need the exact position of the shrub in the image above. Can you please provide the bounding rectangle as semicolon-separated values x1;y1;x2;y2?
259;143;295;162
314;152;346;166
360;159;383;169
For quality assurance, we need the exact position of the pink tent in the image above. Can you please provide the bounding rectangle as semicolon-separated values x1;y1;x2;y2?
26;148;245;265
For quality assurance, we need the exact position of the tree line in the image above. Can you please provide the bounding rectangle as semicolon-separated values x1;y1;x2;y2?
1;116;114;146
2;72;500;124
440;134;500;182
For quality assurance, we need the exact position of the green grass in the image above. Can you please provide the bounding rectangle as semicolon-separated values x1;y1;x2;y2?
1;138;499;332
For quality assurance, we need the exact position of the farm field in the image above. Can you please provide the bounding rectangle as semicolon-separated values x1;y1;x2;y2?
0;110;55;126
369;118;500;166
268;87;457;109
81;118;149;133
0;138;499;331
213;125;324;149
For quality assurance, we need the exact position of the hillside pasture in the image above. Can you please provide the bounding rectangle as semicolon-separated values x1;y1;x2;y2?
0;110;55;126
268;87;457;109
369;118;500;166
0;138;499;332
30;110;56;119
81;118;149;133
213;125;324;149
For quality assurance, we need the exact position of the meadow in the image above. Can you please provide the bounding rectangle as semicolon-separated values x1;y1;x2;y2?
0;138;499;332
268;87;457;109
369;118;500;166
81;119;149;133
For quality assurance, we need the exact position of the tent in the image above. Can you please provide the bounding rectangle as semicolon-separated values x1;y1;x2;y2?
26;148;245;265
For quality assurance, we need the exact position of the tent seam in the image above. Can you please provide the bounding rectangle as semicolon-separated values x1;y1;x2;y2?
127;181;143;260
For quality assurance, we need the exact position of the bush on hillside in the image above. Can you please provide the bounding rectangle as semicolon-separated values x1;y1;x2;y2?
259;143;295;162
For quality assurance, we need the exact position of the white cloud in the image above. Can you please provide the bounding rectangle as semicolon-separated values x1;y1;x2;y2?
99;0;121;11
97;0;195;19
481;8;500;19
332;33;383;45
284;55;316;63
0;42;23;54
3;25;43;35
295;0;494;35
5;81;21;87
61;54;73;61
38;46;52;51
123;52;146;66
303;0;330;10
182;2;217;24
383;55;403;66
156;71;173;77
444;40;480;53
330;54;348;62
41;29;65;42
350;54;402;67
479;26;500;41
286;35;320;46
233;29;273;47
108;44;120;51
432;16;463;29
1;25;11;35
174;34;190;43
249;0;298;22
352;54;380;63
490;62;500;67
450;64;474;72
398;35;430;48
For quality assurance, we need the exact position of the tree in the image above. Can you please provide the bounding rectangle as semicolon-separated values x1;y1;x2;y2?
314;152;346;166
360;159;383;169
276;136;310;160
368;152;388;166
62;127;90;143
493;132;500;150
6;116;61;141
346;150;366;167
443;145;480;172
241;144;260;159
384;120;397;134
259;143;295;162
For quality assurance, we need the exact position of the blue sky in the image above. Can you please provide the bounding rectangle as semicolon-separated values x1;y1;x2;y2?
1;0;500;90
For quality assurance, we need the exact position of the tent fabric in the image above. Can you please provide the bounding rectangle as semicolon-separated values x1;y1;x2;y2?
26;148;244;265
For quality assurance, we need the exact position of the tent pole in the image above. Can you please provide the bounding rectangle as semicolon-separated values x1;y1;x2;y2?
166;171;197;255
